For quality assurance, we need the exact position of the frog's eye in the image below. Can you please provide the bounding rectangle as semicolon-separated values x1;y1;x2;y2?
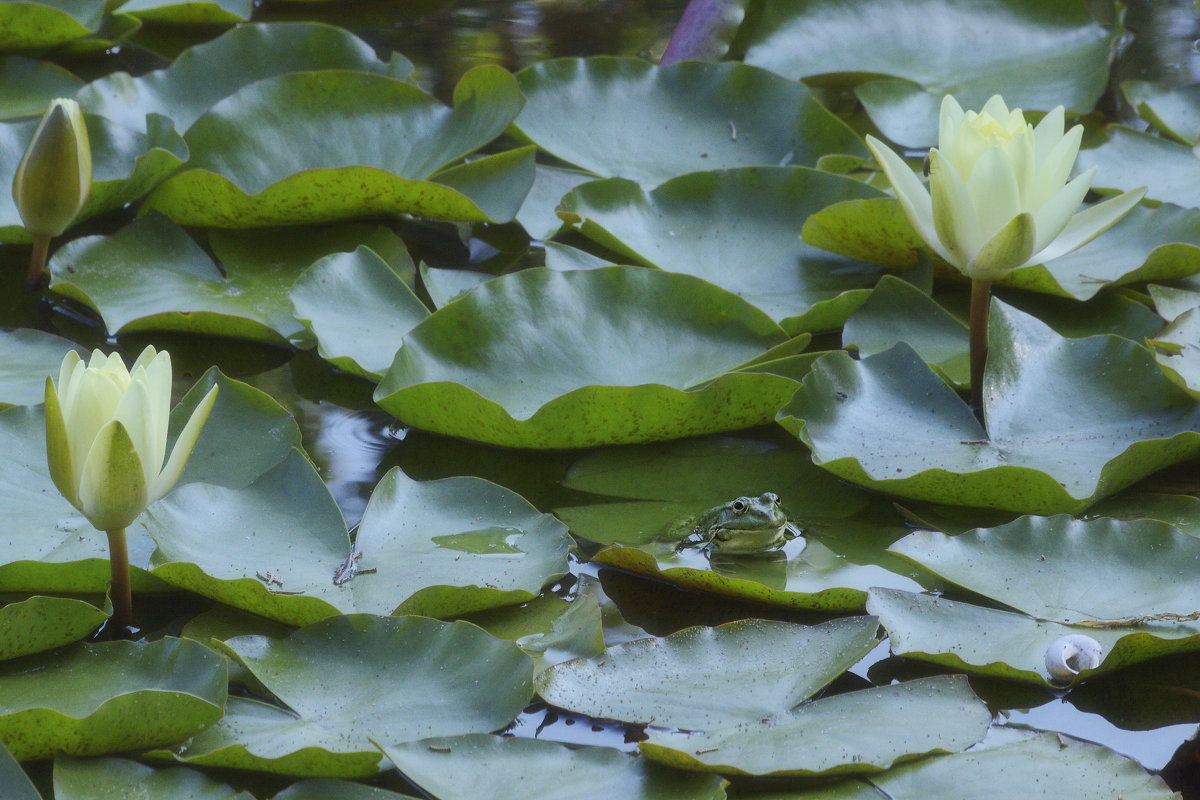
732;499;748;513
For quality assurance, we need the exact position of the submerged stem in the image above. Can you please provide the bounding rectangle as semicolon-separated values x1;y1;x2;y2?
25;234;50;289
969;279;992;423
105;527;133;637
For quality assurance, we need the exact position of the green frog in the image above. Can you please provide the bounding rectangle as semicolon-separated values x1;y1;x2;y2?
671;492;800;554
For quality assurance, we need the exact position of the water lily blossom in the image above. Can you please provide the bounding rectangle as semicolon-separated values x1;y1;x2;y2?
44;347;216;633
865;95;1144;282
12;98;92;285
45;347;216;531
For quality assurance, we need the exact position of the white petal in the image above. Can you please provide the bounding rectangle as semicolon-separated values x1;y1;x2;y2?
1030;168;1094;252
1027;187;1147;265
149;384;218;504
1030;124;1084;208
965;146;1021;244
1032;106;1066;160
929;149;980;268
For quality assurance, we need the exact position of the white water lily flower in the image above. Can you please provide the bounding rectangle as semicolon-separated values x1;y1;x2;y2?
866;95;1146;282
44;346;217;531
12;98;92;238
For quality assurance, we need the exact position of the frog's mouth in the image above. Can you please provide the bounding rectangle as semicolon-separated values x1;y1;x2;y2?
712;522;786;534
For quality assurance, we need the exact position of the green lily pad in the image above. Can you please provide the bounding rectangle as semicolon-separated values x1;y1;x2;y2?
0;741;38;800
517;163;594;239
1123;80;1200;144
513;57;865;185
744;0;1114;147
291;246;428;380
350;468;572;617
0;637;226;760
779;301;1200;514
463;592;605;674
153;615;532;778
273;780;418;800
51;215;409;344
142;68;533;227
558;167;884;333
757;729;1176;799
420;265;492;309
868;587;1200;686
1077;126;1200;209
114;0;251;23
375;267;797;448
54;757;252;800
1089;492;1200;537
0;113;186;244
0;595;108;661
1149;283;1200;322
1152;307;1200;398
892;515;1200;624
641;675;989;777
77;22;412;134
0;330;79;408
0;56;84;120
146;450;349;627
842;275;968;387
0;0;102;50
379;735;727;800
535;617;879;730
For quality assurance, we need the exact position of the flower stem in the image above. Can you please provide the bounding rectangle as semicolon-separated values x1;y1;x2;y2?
969;279;992;420
105;527;133;637
25;234;50;289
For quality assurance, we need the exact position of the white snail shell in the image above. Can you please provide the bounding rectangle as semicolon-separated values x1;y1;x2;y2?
1044;634;1103;686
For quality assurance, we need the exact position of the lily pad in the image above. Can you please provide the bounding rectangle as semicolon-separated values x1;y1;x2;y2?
842;276;968;387
54;757;253;800
641;675;989;777
152;615;532;777
0;113;186;244
1123;80;1200;144
744;0;1114;147
0;330;79;408
513;57;865;185
1152;307;1200;398
0;56;84;120
867;587;1200;686
350;468;573;618
113;0;251;23
517;163;594;239
758;729;1176;799
535;617;879;730
463;592;605;674
0;595;108;661
0;637;226;760
375;267;798;448
273;780;418;800
0;0;103;50
142;68;533;227
779;301;1200;514
420;265;493;309
291;246;428;380
558;167;884;333
1149;283;1200;322
379;735;727;800
1077;126;1200;209
77;22;412;134
50;215;409;344
0;742;38;800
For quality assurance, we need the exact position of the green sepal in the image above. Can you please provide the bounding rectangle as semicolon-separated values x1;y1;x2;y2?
78;419;148;531
43;376;79;510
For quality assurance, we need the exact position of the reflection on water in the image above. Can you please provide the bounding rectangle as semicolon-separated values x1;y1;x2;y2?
431;527;527;555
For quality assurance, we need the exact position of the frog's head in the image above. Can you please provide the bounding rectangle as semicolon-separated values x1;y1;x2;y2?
708;492;787;531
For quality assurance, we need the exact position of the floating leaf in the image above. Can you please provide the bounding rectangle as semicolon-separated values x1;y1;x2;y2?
0;1;103;50
516;163;594;239
464;592;605;674
513;57;865;185
641;676;989;777
379;735;727;800
1077;126;1200;209
0;595;108;661
1123;80;1200;144
291;246;428;380
1152;307;1200;398
153;615;532;778
420;265;492;309
0;330;79;408
779;301;1200;513
558;167;884;333
349;469;572;617
113;0;251;24
0;741;38;800
273;779;418;800
536;617;879;730
744;0;1114;146
0;56;84;120
375;267;797;448
143;68;532;227
54;757;252;800
0;638;226;760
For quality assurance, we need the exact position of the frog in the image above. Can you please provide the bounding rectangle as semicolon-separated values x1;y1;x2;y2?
670;492;801;555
